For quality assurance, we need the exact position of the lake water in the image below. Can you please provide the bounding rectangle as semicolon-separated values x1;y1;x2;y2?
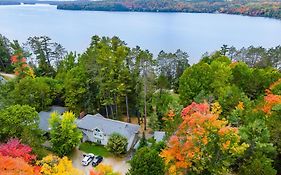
1;4;281;63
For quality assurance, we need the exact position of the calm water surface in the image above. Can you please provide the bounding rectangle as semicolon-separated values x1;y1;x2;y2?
1;4;281;63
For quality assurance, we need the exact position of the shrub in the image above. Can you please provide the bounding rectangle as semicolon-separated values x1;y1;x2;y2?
106;133;128;155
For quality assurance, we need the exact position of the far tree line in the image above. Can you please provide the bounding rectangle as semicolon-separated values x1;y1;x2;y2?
57;0;281;20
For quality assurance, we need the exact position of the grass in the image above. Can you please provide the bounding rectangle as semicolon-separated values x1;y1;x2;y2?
79;142;111;157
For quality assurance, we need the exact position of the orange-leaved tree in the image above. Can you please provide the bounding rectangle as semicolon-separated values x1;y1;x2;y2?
11;53;34;79
161;102;248;175
0;154;41;175
261;79;281;115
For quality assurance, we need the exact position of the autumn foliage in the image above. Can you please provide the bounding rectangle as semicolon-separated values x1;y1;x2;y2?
0;139;36;163
261;79;281;114
90;164;120;175
37;155;82;175
0;155;40;175
0;139;40;175
11;54;34;78
161;102;248;175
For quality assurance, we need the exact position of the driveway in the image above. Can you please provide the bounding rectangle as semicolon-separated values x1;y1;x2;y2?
0;72;16;79
72;148;130;175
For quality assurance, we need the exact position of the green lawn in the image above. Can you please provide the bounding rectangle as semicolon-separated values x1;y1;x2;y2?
79;142;111;157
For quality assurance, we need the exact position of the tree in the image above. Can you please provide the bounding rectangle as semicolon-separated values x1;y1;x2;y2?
56;51;77;80
10;54;34;79
134;49;155;130
231;62;280;99
49;111;82;156
161;102;248;175
37;155;82;175
239;153;277;175
106;133;128;155
259;82;281;173
0;34;12;72
0;155;40;175
128;147;165;175
90;164;120;175
156;49;189;91
62;62;99;115
10;77;59;111
237;111;276;173
0;105;41;146
179;62;212;105
179;54;233;105
26;36;67;77
0;139;36;163
138;132;147;149
150;90;182;131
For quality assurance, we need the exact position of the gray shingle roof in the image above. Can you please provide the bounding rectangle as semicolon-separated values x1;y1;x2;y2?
154;131;166;142
76;114;140;141
39;106;67;132
0;76;6;84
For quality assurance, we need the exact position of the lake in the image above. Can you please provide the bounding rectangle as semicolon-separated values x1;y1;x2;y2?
0;4;281;63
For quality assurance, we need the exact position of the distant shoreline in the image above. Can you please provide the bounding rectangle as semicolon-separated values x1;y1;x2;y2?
55;1;281;20
1;1;281;21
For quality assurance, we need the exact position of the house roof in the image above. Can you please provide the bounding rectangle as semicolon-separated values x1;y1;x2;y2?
154;131;166;142
0;76;6;84
39;106;67;131
76;114;140;141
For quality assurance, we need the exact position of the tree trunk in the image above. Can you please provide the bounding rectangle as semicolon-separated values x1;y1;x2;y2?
0;58;5;71
110;105;114;119
105;105;109;118
144;63;147;131
126;95;130;123
137;110;140;125
114;94;118;119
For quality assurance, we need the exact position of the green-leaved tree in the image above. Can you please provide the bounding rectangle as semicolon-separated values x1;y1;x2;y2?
49;111;82;156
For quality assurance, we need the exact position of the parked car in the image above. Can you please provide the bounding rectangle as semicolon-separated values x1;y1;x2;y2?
92;155;103;167
81;153;95;166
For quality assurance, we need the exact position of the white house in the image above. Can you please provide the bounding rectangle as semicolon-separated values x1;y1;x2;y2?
76;114;140;151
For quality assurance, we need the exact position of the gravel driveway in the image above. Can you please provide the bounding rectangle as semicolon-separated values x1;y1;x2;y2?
72;148;130;175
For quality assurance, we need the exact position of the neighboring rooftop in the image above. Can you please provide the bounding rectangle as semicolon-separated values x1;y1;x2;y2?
39;106;67;132
153;131;166;142
76;114;140;140
0;75;6;84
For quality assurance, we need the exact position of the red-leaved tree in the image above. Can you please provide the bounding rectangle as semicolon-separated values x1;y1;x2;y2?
0;139;36;163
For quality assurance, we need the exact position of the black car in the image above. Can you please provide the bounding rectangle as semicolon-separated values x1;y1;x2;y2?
92;155;103;167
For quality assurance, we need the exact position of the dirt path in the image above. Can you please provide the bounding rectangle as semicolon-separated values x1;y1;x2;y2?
72;148;130;175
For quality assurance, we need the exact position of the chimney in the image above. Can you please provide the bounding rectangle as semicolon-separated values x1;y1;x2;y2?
79;111;86;119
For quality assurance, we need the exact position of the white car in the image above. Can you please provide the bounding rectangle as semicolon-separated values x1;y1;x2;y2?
81;153;95;166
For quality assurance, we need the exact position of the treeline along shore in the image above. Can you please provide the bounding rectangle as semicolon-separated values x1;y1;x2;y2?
56;0;281;20
0;0;281;20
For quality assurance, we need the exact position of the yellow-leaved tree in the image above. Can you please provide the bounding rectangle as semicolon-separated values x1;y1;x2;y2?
37;155;82;175
90;164;121;175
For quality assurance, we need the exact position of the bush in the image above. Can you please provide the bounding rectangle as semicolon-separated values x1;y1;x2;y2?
239;153;277;175
106;133;128;155
127;147;165;175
